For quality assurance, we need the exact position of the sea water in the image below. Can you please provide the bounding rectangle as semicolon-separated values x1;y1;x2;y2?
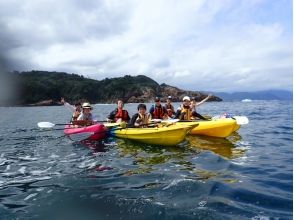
0;100;292;219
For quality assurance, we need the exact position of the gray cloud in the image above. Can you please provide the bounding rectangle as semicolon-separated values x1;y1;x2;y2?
0;0;292;92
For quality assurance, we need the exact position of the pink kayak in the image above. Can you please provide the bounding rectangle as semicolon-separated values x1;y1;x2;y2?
64;123;106;141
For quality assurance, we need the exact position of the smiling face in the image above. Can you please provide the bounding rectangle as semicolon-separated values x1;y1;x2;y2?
155;100;161;106
138;107;146;115
183;99;191;106
117;100;124;108
83;108;91;114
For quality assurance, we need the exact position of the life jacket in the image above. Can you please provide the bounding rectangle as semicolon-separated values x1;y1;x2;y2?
136;113;150;127
165;103;174;117
73;120;93;126
180;105;192;120
114;108;129;122
152;105;164;119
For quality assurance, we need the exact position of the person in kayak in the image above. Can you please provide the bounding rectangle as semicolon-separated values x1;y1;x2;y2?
129;104;152;127
76;102;94;126
190;94;212;120
164;96;175;118
149;97;169;120
107;100;130;123
61;97;82;122
175;96;193;120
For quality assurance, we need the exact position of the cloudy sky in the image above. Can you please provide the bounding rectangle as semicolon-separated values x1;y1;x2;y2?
0;0;292;92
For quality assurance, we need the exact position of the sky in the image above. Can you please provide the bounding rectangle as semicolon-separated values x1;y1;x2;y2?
0;0;292;92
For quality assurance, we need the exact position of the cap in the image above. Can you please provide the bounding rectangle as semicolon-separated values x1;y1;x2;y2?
183;96;190;101
155;97;160;102
167;96;172;99
82;102;92;109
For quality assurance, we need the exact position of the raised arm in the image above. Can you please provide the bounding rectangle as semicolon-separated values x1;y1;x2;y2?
61;97;75;112
196;94;212;107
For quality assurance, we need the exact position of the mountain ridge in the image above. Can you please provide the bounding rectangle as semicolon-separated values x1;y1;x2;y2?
3;71;221;106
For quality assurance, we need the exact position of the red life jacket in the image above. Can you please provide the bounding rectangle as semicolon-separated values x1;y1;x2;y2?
114;108;129;122
165;103;174;117
153;106;164;119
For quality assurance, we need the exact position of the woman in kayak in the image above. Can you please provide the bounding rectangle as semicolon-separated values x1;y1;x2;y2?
129;104;152;127
175;95;211;120
164;96;175;118
190;94;212;120
76;102;94;126
61;97;82;122
107;100;130;123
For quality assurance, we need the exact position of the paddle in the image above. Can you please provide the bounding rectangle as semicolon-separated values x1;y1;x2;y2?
37;120;109;129
178;115;249;125
151;119;179;123
37;122;71;129
232;116;249;125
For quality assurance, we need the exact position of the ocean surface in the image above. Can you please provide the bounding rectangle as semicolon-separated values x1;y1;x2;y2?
0;100;292;220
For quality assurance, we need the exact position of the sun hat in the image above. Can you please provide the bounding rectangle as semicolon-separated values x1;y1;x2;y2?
183;96;190;101
82;102;92;109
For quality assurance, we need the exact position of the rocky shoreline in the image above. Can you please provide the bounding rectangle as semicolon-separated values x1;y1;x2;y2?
23;95;221;107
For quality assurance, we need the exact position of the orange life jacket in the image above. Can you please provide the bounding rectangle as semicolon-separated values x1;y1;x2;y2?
114;108;129;122
153;106;164;119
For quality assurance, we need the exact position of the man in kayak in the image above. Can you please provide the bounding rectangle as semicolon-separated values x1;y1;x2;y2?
129;104;152;127
149;97;169;120
107;100;130;123
76;102;94;126
164;96;175;118
61;97;82;122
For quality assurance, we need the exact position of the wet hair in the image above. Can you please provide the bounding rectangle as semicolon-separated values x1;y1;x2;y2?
137;103;146;110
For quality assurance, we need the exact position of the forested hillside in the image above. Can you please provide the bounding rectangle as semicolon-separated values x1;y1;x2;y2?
5;71;221;105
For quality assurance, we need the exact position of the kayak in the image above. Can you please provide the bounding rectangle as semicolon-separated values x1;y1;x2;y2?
64;123;106;141
107;123;199;146
177;118;240;138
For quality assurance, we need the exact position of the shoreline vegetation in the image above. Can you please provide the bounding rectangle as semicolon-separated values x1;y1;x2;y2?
2;71;222;107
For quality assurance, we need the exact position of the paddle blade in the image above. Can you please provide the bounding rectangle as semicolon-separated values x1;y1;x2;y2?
37;122;55;128
233;116;249;125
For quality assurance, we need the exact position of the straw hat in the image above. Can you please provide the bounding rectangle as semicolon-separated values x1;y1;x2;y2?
82;102;92;109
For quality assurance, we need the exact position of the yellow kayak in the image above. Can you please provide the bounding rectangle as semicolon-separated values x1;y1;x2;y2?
107;123;198;146
177;118;239;138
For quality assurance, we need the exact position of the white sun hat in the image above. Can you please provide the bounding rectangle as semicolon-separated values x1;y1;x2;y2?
82;102;92;109
182;96;190;101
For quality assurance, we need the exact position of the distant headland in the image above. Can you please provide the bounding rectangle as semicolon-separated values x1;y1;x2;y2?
3;71;222;106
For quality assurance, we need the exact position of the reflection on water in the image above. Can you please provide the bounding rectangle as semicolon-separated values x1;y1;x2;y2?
186;133;247;159
112;138;200;176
